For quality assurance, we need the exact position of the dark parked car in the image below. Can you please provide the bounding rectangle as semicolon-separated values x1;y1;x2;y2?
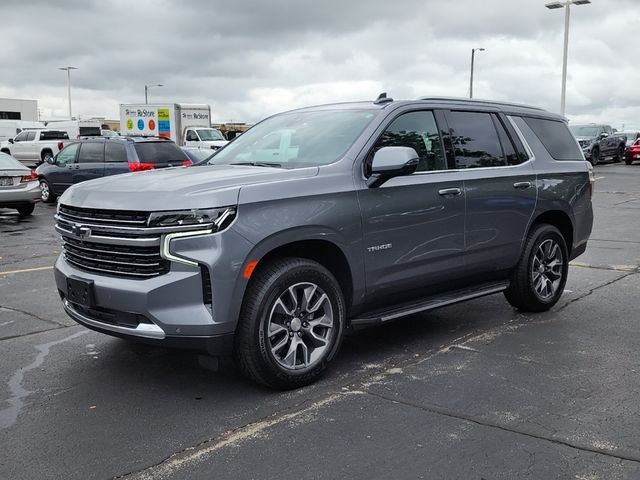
569;124;626;165
53;96;593;389
36;136;191;203
181;146;216;164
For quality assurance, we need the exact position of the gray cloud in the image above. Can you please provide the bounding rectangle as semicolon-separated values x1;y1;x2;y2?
0;0;638;127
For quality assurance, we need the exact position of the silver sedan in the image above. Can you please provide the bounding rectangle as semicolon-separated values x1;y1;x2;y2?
0;152;41;216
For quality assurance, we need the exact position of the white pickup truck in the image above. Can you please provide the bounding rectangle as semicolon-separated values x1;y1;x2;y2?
0;129;69;167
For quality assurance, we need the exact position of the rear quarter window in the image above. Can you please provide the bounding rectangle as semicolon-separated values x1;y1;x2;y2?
522;117;583;161
134;141;188;164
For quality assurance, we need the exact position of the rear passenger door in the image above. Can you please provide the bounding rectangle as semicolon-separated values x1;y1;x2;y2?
445;110;536;275
359;109;466;300
73;142;105;184
103;141;130;177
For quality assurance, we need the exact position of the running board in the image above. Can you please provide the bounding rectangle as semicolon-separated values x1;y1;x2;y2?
350;281;509;326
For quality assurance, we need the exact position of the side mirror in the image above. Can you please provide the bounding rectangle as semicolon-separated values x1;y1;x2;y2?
8;138;14;144
367;146;419;188
599;132;609;139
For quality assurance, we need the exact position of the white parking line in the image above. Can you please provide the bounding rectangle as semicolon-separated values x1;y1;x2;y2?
0;266;53;276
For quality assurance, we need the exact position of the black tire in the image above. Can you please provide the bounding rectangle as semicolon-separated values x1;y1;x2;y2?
17;203;35;216
625;158;633;165
614;145;624;163
234;257;346;389
1;149;10;156
41;150;53;163
40;179;56;203
590;148;599;166
504;224;569;312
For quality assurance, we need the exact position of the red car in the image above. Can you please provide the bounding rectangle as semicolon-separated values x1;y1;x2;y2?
626;139;640;165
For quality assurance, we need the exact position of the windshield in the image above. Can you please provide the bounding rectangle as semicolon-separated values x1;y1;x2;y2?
197;129;226;141
569;125;599;137
208;110;376;168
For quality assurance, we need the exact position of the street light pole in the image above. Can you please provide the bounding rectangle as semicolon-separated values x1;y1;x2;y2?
545;0;592;116
469;48;485;99
58;66;77;120
144;84;164;104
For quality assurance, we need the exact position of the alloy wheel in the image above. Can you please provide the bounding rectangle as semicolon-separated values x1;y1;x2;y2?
531;239;564;300
266;282;334;371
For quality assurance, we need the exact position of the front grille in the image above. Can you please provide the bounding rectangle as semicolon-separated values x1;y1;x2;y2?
58;204;149;227
62;235;169;278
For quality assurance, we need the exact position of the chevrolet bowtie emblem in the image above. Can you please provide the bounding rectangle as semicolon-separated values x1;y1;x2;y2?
72;223;91;239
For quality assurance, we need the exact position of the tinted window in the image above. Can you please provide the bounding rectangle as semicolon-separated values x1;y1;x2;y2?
25;131;36;141
134;141;188;164
493;116;524;166
56;143;79;166
105;142;127;162
523;117;583;161
450;111;505;168
40;130;69;140
374;111;447;172
79;126;101;137
78;142;105;163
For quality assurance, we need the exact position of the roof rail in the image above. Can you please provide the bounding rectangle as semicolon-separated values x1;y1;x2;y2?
417;96;546;112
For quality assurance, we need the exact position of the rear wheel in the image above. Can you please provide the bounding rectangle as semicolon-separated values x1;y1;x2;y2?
40;179;56;203
42;150;53;163
234;257;346;389
614;145;625;163
505;224;568;312
17;203;35;216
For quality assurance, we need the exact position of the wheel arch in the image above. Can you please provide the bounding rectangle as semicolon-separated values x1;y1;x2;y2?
530;210;574;257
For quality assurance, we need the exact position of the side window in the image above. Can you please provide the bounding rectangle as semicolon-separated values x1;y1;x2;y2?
105;142;127;162
449;111;505;168
374;111;447;172
26;131;36;141
521;117;583;161
77;142;105;163
56;143;79;166
604;125;612;134
493;115;523;166
14;131;29;142
185;130;198;141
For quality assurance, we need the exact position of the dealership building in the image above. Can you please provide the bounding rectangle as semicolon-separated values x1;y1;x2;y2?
0;97;38;121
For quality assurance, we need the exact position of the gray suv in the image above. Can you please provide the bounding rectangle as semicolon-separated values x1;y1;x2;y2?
53;96;593;389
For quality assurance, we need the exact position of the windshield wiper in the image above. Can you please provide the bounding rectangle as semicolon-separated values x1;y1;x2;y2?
229;161;282;168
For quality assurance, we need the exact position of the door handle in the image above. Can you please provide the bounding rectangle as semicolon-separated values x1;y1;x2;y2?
513;181;532;190
438;187;462;197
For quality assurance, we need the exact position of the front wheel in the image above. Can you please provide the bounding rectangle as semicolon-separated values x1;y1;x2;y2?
614;145;625;163
590;148;600;166
234;257;346;389
505;224;569;312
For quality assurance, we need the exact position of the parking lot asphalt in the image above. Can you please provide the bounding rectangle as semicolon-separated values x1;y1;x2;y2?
1;162;640;479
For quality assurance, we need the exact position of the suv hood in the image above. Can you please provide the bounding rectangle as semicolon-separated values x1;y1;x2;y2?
60;165;319;211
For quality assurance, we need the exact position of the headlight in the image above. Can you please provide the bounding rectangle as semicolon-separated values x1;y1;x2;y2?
148;207;236;230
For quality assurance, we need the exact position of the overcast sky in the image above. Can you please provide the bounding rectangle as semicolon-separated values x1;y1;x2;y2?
1;0;639;128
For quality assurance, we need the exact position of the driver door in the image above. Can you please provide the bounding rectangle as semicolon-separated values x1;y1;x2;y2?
358;110;466;302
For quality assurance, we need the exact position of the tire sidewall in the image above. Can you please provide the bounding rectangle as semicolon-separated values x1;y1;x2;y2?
252;261;345;385
526;226;569;307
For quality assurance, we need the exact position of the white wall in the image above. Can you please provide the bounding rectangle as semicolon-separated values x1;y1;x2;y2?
0;98;38;121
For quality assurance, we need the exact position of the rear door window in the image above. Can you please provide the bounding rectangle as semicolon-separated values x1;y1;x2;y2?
449;111;506;168
374;110;447;172
134;142;188;164
78;142;105;163
522;117;583;161
105;142;128;162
